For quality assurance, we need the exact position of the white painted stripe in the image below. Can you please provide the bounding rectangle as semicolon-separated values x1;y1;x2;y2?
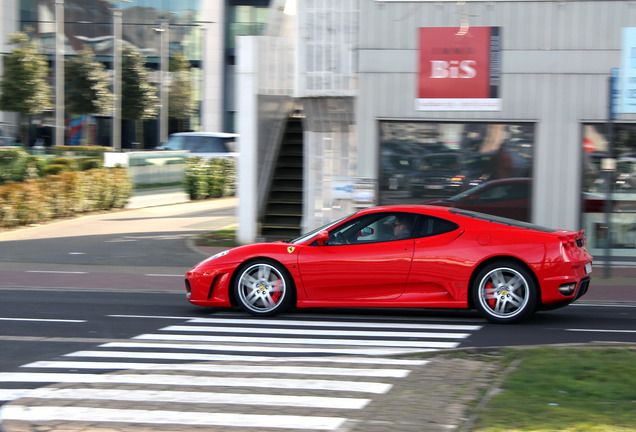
25;271;88;274
0;389;35;401
134;333;459;349
187;317;483;331
109;314;201;320
65;347;431;361
144;274;183;277
0;373;393;394
0;317;86;323
109;314;487;324
66;350;436;366
567;328;636;334
18;387;370;409
571;303;636;308
161;325;471;339
0;406;347;430
270;356;430;366
24;360;411;378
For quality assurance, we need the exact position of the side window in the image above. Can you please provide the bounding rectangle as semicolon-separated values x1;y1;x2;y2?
413;216;459;238
327;212;417;245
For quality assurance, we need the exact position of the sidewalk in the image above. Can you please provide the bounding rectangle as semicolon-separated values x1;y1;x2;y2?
125;185;190;209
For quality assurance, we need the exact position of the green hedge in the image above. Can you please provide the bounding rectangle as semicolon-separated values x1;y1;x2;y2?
0;167;133;228
185;157;236;200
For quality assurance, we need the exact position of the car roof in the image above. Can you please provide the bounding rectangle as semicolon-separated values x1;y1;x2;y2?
354;204;557;233
356;204;453;217
170;132;239;138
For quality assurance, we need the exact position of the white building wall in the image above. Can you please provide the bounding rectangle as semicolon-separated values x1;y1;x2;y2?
200;3;225;132
357;0;636;231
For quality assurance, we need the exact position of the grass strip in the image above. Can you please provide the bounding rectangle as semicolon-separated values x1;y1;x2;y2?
472;347;636;432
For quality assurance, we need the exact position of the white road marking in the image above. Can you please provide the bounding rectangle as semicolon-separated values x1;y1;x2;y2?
109;313;487;324
0;406;347;430
0;389;35;401
161;324;470;339
567;328;636;334
571;303;636;308
25;360;411;378
25;271;88;274
64;347;431;361
0;373;393;393
8;387;370;409
0;318;86;323
187;317;483;331
134;332;459;349
144;274;183;277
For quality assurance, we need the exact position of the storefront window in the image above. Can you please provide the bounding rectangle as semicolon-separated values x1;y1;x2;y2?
582;123;636;256
379;122;534;222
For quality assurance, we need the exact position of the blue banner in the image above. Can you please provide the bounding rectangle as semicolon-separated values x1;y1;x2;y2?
619;28;636;113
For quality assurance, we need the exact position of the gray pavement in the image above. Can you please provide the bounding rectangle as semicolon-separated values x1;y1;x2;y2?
0;190;635;432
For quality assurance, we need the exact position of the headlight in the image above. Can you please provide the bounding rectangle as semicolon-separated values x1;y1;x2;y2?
205;250;230;262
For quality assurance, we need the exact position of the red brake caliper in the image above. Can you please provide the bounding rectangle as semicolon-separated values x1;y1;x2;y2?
271;280;282;303
487;281;496;309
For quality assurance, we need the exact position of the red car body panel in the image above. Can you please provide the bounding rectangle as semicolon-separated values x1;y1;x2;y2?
185;205;593;317
297;239;413;301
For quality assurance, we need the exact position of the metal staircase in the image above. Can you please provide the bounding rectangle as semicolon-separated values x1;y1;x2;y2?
259;116;304;241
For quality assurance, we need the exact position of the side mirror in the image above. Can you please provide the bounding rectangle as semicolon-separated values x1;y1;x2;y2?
316;230;329;246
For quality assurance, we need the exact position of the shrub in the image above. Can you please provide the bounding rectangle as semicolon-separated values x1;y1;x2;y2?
49;157;79;170
184;157;236;200
44;164;72;176
78;157;103;171
0;148;29;184
0;167;133;228
50;145;114;156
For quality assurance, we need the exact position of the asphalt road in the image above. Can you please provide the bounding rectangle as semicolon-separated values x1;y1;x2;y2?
0;196;635;431
0;198;237;291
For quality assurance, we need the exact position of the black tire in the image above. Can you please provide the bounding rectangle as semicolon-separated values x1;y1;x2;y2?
234;259;294;317
472;261;537;324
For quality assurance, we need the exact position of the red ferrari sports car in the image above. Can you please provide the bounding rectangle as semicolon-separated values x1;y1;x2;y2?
185;205;593;323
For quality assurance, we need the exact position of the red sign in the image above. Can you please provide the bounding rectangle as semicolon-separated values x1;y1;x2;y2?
416;27;501;111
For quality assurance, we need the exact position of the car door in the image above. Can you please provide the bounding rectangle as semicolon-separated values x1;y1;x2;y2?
297;212;415;300
405;215;466;303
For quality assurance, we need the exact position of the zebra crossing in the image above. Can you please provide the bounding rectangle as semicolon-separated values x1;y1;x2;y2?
0;313;484;431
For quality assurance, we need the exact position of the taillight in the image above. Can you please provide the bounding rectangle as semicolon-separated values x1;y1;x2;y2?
559;231;586;249
559;235;576;249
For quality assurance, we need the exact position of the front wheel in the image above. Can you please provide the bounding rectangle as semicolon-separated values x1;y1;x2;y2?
234;260;294;317
472;262;537;324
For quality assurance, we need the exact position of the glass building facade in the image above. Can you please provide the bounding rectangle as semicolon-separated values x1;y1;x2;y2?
14;0;269;147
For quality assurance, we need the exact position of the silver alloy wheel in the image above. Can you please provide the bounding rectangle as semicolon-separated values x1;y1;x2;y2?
476;267;530;320
237;262;287;314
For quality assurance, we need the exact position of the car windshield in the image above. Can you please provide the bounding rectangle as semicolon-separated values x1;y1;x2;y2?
419;154;461;170
162;135;235;153
289;213;356;244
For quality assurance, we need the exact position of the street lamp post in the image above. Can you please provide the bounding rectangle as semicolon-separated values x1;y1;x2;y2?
113;8;122;151
158;19;169;144
102;0;130;151
55;0;64;147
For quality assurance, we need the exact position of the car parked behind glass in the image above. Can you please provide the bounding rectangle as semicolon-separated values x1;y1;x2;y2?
157;132;239;159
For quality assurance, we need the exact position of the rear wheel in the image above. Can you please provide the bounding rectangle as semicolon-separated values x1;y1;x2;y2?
472;261;537;324
234;260;293;317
